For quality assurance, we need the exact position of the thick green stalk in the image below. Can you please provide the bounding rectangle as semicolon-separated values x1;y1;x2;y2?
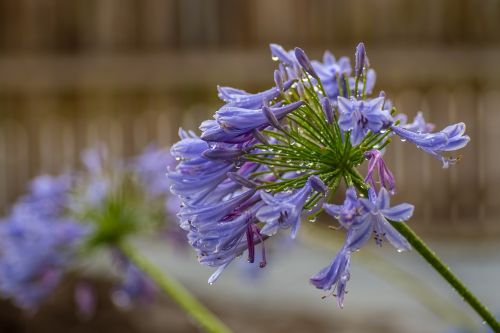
119;242;233;333
390;222;500;332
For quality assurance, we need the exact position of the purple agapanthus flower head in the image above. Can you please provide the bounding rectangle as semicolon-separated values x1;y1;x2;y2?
167;42;471;306
338;96;393;145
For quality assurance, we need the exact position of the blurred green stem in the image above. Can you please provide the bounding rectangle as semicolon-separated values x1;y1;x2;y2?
391;222;500;332
119;242;233;333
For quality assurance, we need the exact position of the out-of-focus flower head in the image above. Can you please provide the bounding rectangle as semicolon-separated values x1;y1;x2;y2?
0;175;88;310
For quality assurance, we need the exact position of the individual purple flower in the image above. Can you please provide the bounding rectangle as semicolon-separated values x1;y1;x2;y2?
348;188;413;252
323;187;359;228
391;122;470;168
217;81;294;109
310;246;351;308
200;101;303;143
256;176;324;239
364;149;396;194
337;96;393;145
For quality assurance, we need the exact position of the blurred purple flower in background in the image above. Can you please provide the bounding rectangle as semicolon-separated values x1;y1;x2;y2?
0;175;88;310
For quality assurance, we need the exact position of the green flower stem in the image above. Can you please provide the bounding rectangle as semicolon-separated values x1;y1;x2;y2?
119;242;233;333
390;222;500;332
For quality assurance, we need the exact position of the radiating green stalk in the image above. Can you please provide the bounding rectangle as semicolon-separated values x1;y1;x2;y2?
389;223;500;332
119;242;233;333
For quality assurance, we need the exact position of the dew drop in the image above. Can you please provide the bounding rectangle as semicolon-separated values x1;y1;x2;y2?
400;138;407;142
271;56;279;61
308;217;317;223
208;282;214;285
396;248;404;253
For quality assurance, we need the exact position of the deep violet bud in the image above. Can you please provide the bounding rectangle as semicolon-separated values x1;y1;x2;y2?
252;129;269;145
354;42;369;77
309;175;327;194
263;105;283;131
202;147;244;161
321;97;334;124
294;47;319;79
227;172;256;189
364;149;396;194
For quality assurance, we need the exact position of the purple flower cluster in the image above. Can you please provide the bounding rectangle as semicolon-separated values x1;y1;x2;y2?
169;42;470;306
0;144;178;312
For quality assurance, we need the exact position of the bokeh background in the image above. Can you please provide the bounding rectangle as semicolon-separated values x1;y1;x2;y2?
0;1;499;332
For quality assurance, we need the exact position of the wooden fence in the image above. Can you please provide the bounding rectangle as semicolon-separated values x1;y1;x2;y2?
0;0;499;236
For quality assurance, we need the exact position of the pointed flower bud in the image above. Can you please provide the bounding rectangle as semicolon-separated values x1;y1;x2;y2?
354;42;369;78
321;97;334;124
227;172;256;189
294;47;319;79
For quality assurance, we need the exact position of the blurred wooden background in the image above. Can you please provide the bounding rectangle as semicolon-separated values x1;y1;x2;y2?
0;0;499;236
